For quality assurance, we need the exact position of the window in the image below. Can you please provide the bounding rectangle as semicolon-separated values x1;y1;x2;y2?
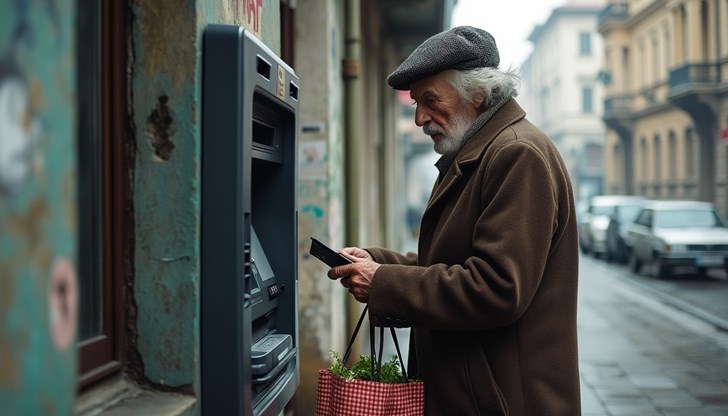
640;137;648;182
635;209;653;227
655;209;722;228
279;0;296;66
77;0;127;388
579;32;591;56
680;6;688;62
581;87;593;114
653;134;661;182
621;47;630;93
664;27;671;76
701;0;709;60
668;131;677;179
652;35;659;83
639;39;646;88
685;127;695;177
612;143;621;186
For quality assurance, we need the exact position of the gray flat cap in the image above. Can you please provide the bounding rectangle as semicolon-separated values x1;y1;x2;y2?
387;26;500;90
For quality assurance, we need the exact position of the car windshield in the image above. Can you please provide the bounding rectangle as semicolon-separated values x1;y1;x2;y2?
654;209;725;228
591;206;612;216
618;205;642;222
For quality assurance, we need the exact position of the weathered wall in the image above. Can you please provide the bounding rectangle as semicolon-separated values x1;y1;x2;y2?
0;0;79;414
1;0;345;412
293;0;348;414
129;0;282;399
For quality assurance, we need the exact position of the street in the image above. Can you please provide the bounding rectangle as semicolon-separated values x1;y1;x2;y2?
579;253;728;415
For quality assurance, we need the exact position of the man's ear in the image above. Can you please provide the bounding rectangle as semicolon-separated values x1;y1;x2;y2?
472;93;486;110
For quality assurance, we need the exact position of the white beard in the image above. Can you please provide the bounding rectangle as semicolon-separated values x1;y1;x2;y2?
423;112;474;156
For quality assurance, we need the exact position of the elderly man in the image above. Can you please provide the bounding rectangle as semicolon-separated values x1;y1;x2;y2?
329;26;581;415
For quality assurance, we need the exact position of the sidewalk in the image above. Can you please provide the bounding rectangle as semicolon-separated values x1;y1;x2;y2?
579;255;728;415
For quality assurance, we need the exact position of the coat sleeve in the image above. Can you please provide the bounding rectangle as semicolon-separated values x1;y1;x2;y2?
367;138;563;330
366;247;418;266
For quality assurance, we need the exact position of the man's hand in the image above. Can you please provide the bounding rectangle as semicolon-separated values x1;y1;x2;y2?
327;247;380;303
339;247;373;261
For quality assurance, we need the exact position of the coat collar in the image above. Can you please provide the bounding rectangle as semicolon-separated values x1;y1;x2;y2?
425;99;527;212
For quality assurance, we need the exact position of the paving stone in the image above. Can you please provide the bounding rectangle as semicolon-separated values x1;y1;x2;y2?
627;374;679;389
642;388;701;409
604;402;662;415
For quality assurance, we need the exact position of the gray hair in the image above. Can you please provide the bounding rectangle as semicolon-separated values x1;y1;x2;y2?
448;67;520;111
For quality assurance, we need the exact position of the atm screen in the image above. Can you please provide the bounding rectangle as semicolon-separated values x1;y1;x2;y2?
251;227;275;281
249;226;280;324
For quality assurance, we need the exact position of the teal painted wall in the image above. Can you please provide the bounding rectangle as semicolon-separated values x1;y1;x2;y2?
130;0;200;388
129;0;282;398
0;0;79;414
0;0;284;413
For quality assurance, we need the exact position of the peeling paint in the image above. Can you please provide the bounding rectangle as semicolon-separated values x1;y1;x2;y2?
145;95;176;162
136;0;196;93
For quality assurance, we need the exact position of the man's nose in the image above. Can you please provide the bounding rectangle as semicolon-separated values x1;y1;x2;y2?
414;106;431;127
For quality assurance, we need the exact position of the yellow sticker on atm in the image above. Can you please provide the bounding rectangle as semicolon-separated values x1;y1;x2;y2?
277;66;285;100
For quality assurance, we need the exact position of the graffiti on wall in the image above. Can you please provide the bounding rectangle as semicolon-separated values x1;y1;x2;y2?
0;59;42;196
239;0;263;35
1;0;78;354
0;1;46;197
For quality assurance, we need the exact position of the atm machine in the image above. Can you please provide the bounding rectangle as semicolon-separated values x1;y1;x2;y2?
201;25;300;415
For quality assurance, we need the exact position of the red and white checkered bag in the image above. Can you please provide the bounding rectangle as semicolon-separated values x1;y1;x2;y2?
315;306;424;416
315;369;424;416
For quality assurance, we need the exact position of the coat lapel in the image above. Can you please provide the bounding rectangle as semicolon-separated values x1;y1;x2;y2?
421;99;527;218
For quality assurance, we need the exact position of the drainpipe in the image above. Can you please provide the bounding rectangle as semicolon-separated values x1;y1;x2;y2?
343;0;363;356
344;0;362;247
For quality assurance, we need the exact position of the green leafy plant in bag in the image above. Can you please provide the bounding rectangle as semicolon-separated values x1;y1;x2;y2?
329;350;416;384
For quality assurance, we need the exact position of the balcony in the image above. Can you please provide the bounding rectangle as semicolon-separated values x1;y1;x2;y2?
669;63;720;89
603;94;633;137
604;94;631;118
668;63;720;118
598;2;628;28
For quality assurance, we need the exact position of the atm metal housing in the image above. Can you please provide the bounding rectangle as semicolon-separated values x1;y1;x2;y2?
202;25;300;415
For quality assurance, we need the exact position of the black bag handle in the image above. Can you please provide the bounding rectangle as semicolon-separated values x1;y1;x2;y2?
342;305;409;382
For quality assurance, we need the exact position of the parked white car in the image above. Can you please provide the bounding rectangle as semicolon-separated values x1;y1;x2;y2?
625;200;728;279
578;195;645;258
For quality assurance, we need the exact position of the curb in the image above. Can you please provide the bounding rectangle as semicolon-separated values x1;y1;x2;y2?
589;257;728;333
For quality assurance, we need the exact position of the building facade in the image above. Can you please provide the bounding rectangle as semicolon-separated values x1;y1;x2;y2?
600;0;728;215
520;1;607;203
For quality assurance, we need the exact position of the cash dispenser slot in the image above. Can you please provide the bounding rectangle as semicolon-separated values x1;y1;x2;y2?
252;94;285;164
248;226;295;395
251;334;292;376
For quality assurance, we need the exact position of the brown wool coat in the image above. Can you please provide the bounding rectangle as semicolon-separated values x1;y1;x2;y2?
367;99;581;415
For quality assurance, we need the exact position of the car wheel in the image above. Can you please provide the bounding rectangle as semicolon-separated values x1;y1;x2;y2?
580;241;590;254
621;246;631;264
656;260;672;279
629;251;641;274
604;249;613;262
